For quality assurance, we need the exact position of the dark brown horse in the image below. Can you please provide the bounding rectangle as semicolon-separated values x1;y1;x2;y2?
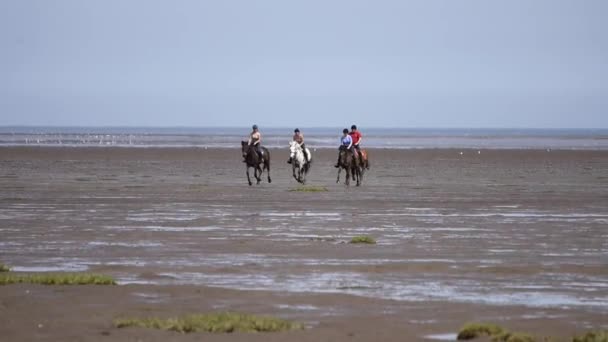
241;141;271;186
336;146;361;186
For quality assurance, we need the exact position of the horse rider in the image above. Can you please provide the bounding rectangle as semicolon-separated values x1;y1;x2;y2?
349;124;363;163
246;124;263;161
334;128;353;168
287;128;309;164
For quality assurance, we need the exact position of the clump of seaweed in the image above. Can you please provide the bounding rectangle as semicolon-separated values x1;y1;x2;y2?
457;322;608;342
493;331;537;342
114;312;303;333
457;322;506;340
573;331;608;342
349;236;376;244
288;186;328;192
0;273;116;285
457;322;546;342
0;263;10;272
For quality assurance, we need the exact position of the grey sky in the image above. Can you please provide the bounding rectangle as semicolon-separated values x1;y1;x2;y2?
1;0;607;128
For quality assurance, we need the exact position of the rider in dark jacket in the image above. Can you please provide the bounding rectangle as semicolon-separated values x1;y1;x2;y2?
244;124;262;162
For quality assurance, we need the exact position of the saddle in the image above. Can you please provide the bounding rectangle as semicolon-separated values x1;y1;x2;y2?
250;145;264;155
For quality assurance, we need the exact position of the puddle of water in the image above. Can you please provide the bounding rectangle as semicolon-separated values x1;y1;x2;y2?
104;225;221;232
424;333;458;341
274;304;320;311
131;292;169;303
11;264;89;272
87;241;163;247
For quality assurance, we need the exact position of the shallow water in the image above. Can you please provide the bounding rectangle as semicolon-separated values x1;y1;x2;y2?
2;201;607;313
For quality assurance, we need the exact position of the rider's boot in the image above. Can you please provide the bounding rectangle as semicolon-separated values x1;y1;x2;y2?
287;157;292;164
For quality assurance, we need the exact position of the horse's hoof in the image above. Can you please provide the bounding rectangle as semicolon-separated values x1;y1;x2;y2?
248;182;252;186
268;179;272;183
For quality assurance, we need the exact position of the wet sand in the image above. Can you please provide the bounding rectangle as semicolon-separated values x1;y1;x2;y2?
1;146;607;341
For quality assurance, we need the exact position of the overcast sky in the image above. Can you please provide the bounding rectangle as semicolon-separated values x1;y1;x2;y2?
1;0;606;128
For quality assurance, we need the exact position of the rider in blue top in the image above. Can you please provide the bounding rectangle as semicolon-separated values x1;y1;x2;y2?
335;128;352;167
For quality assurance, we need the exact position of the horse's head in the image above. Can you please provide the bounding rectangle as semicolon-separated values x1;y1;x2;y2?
241;141;250;158
338;147;349;166
288;141;299;158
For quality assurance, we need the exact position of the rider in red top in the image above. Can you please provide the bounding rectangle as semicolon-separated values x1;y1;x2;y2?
349;125;363;162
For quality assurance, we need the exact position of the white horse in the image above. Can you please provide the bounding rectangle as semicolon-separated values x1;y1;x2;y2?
289;141;312;184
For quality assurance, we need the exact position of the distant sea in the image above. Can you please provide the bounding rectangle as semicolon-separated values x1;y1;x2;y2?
1;127;607;150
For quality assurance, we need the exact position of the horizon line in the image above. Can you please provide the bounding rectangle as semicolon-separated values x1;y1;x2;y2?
1;125;607;130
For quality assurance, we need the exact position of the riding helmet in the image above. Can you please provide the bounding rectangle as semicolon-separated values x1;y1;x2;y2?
294;128;300;133
351;124;357;130
252;124;258;130
343;128;349;134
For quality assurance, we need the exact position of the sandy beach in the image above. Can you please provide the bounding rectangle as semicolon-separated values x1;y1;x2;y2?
1;146;607;341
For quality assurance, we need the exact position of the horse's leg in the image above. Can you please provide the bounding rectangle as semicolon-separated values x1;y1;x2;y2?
345;166;350;186
252;164;259;183
265;158;271;183
301;166;306;184
255;165;262;184
246;166;252;186
336;167;341;183
358;166;364;185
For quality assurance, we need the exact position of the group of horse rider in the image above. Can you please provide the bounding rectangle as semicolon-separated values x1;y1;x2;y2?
245;124;364;165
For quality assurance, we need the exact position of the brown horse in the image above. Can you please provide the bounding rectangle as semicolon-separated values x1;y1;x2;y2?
354;149;369;181
336;146;361;186
241;141;271;186
358;149;370;170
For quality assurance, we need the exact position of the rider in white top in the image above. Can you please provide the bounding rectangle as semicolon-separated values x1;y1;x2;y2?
335;128;353;168
287;128;309;164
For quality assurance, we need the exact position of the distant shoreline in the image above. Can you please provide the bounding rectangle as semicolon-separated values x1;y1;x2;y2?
2;127;607;150
2;145;608;152
2;126;608;134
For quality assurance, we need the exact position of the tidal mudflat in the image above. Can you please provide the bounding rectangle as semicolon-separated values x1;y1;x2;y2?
1;147;607;341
